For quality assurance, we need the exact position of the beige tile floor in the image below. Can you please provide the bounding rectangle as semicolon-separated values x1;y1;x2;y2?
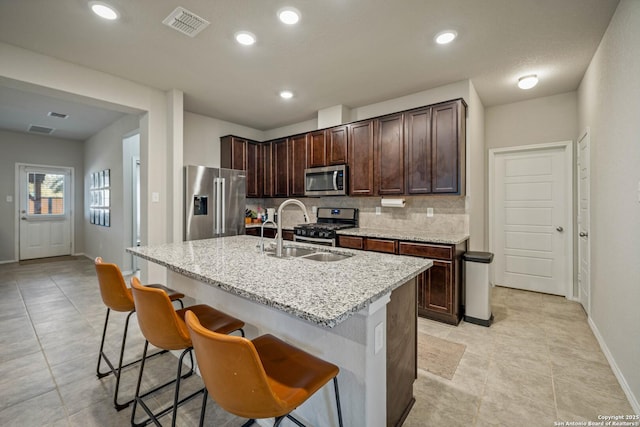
0;257;634;426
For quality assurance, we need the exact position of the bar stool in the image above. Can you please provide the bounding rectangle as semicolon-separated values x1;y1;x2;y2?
185;310;344;427
130;277;245;427
94;257;185;410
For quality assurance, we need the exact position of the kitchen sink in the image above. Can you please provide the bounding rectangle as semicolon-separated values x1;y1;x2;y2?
302;252;353;262
267;246;316;258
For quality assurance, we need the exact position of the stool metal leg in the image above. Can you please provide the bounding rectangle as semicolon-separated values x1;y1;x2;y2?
96;308;171;411
131;343;203;427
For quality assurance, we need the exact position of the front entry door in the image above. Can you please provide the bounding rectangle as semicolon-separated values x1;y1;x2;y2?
491;143;572;296
19;165;72;260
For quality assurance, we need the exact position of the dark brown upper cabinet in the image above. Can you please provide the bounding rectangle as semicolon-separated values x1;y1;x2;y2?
404;107;432;194
307;125;349;168
272;138;289;197
404;99;466;195
327;125;348;165
307;130;327;168
220;135;261;198
261;142;274;197
376;113;404;195
432;100;465;194
348;120;376;196
288;134;307;196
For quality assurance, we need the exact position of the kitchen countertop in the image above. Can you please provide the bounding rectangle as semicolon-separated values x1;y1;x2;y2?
337;227;469;245
127;235;432;328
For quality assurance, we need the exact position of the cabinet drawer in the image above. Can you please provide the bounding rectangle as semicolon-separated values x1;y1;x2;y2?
398;242;452;260
365;238;397;254
338;235;364;250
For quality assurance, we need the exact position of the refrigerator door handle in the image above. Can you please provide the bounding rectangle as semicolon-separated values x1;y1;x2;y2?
221;178;226;234
214;177;221;234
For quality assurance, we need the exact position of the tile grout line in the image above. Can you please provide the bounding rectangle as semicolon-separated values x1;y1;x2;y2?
15;275;73;424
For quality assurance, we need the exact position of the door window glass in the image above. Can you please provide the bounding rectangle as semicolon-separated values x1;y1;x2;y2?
27;172;65;215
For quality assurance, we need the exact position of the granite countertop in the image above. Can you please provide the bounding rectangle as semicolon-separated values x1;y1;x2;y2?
337;227;469;245
127;235;432;328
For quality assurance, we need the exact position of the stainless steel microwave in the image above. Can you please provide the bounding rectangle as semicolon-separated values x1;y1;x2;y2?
304;165;348;196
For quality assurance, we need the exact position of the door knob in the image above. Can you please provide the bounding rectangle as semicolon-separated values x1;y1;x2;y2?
579;231;588;237
556;226;564;232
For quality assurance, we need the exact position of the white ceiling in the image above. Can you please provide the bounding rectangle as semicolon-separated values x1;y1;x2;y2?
0;0;620;138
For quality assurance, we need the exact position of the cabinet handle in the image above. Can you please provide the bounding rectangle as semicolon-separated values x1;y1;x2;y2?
579;231;588;237
556;226;564;232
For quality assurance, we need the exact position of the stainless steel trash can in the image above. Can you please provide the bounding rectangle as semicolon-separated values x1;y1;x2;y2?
462;251;494;327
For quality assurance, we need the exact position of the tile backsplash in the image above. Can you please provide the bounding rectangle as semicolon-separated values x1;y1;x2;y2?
247;195;468;235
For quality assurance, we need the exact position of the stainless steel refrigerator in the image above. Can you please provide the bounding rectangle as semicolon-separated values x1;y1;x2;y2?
184;165;246;241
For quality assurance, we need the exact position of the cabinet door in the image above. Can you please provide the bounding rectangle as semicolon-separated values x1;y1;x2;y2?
432;101;462;193
418;260;452;315
376;113;404;195
289;134;307;196
327;126;348;165
220;135;247;171
348;120;375;195
262;142;273;197
246;142;262;198
272;139;289;197
404;107;432;194
307;130;327;168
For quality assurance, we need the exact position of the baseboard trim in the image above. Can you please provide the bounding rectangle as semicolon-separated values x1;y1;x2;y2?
588;317;640;414
0;259;17;265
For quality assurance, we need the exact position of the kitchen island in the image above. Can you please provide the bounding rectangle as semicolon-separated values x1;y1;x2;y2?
128;235;432;427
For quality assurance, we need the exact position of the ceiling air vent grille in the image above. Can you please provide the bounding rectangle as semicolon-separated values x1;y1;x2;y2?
28;125;55;135
48;111;69;119
162;7;210;38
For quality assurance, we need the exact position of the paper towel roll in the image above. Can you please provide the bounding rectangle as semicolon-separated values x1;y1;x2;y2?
267;208;276;221
380;198;405;208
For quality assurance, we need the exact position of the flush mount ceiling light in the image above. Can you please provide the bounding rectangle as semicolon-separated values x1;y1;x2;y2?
235;31;256;46
278;7;300;25
279;90;294;99
89;1;119;20
518;74;539;90
435;30;457;44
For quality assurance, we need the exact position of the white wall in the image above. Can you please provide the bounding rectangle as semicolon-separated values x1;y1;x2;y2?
0;130;84;262
84;114;139;270
467;81;486;251
485;92;578;150
184;111;264;167
577;0;640;412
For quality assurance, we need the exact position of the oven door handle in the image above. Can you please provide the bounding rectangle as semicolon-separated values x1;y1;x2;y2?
294;235;336;247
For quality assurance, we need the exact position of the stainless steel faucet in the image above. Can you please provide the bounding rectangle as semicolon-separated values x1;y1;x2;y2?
259;219;277;254
276;199;309;257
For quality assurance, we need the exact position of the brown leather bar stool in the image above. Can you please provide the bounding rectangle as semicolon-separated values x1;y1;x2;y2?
94;257;185;410
130;277;245;427
185;310;344;427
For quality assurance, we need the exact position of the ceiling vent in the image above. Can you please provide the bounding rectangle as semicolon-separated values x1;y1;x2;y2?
28;125;55;135
162;7;210;38
48;111;69;119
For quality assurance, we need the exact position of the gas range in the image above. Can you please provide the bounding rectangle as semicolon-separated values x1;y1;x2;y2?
293;207;358;245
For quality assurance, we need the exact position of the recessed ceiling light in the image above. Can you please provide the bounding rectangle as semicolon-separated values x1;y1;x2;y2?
89;1;119;20
278;7;300;25
435;30;457;45
235;31;256;46
279;90;294;99
518;74;539;90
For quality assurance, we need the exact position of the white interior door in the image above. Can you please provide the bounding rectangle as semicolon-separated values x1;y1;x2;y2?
577;130;591;313
491;143;572;296
19;165;72;260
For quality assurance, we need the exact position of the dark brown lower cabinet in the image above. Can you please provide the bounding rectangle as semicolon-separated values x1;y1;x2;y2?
387;278;417;427
245;227;294;241
339;235;467;325
399;241;466;325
